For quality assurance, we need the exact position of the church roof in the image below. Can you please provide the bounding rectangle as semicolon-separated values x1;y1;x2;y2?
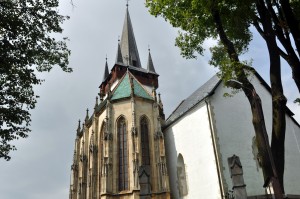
165;71;299;128
119;7;142;68
166;75;221;127
111;72;153;101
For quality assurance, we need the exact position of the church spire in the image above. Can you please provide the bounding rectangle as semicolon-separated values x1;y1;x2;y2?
116;39;123;64
102;57;109;82
147;48;156;73
119;5;141;67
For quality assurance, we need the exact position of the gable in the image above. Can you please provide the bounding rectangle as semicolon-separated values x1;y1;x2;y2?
165;71;299;129
111;72;153;101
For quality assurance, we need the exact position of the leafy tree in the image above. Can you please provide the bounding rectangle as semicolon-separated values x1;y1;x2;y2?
146;0;285;196
0;0;71;160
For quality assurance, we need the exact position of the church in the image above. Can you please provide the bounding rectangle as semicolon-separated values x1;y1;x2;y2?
69;5;300;199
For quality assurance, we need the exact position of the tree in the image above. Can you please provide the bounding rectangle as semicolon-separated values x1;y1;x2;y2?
146;0;285;197
255;1;300;93
253;0;287;193
0;0;71;161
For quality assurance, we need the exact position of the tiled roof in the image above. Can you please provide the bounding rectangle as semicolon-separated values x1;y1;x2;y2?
132;76;153;100
111;72;153;101
166;75;221;127
111;73;131;100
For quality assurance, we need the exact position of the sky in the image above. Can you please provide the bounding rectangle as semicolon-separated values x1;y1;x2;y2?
0;1;299;199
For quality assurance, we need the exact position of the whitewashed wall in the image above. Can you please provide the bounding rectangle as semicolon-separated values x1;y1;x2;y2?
209;74;300;196
164;103;222;199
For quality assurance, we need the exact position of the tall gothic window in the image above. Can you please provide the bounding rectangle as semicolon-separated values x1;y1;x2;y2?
141;117;150;166
118;117;128;191
100;122;105;177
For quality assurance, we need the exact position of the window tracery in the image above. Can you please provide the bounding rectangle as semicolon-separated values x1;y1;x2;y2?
118;117;128;191
141;117;150;166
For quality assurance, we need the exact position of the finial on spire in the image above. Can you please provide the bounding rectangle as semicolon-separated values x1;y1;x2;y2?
118;36;120;43
148;45;150;52
126;0;130;7
85;108;89;122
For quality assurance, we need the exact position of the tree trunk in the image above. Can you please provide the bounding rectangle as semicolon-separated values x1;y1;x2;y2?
256;0;287;193
279;0;300;55
264;0;300;93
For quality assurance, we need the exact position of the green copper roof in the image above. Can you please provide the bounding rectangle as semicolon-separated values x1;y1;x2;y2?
111;73;153;101
132;77;153;100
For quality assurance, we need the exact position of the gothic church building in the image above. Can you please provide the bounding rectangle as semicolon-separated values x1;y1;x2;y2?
69;6;170;199
69;5;300;199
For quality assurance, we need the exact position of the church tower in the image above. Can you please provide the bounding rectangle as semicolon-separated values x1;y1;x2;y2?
69;5;170;199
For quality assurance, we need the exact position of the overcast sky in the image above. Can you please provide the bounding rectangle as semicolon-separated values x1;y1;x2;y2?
0;1;299;199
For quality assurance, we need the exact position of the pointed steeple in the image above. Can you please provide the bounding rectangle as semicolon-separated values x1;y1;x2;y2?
76;120;81;135
119;6;142;67
147;48;156;73
102;57;109;82
85;108;89;122
116;40;123;64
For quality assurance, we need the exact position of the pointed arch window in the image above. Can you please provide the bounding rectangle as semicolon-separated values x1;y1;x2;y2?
100;122;106;177
118;117;128;191
141;117;150;166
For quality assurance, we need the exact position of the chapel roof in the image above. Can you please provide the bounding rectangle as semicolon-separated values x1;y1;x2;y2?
166;74;221;127
165;72;299;128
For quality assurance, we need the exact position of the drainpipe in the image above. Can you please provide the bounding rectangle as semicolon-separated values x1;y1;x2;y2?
205;98;226;198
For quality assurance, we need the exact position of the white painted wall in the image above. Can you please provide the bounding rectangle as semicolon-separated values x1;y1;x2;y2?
209;74;300;196
164;102;222;199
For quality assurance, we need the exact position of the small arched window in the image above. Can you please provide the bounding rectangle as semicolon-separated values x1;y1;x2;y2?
140;117;150;166
118;117;128;191
177;153;188;197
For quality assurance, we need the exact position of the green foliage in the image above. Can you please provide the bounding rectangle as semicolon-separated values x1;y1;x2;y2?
0;0;71;160
146;0;254;68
